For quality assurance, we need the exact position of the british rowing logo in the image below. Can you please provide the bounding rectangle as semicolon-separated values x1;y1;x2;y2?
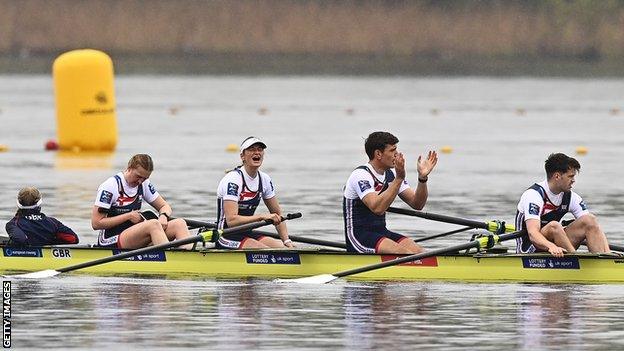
528;203;540;215
3;248;42;258
358;180;371;192
227;182;239;196
99;190;113;204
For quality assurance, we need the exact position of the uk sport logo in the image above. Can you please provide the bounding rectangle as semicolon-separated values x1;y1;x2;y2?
148;183;157;195
579;201;587;210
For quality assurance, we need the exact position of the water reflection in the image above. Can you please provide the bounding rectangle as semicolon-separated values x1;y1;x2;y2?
9;277;624;349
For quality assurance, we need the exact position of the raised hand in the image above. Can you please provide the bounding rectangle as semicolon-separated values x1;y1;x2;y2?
417;150;438;179
394;152;406;180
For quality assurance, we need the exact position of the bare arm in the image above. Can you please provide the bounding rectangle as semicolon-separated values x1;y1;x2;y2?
91;206;143;230
264;196;293;247
360;153;407;215
398;182;428;210
149;195;173;229
361;180;404;215
525;219;565;257
222;200;282;228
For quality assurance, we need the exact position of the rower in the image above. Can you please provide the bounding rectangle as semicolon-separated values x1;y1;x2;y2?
215;136;293;249
5;187;79;246
343;131;438;254
91;154;193;250
515;153;611;257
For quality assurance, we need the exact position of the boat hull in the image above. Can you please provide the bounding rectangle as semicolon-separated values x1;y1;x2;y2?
2;246;624;283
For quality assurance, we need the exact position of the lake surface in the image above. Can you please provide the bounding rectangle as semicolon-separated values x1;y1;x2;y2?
1;76;624;349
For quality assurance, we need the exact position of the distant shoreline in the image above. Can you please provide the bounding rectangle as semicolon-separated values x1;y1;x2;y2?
2;53;623;77
3;0;624;77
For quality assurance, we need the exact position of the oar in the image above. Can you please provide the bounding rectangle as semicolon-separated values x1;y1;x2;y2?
413;226;474;243
144;211;347;249
610;244;624;252
7;213;302;279
140;210;216;229
387;206;516;233
248;230;346;249
281;230;523;284
579;241;624;252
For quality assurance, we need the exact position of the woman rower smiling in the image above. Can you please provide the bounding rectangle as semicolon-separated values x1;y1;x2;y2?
215;137;294;249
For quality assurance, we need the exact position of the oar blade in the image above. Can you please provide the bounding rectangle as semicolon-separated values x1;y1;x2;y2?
4;269;61;279
275;273;338;284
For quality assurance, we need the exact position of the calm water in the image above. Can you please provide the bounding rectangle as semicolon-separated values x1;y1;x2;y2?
1;76;624;349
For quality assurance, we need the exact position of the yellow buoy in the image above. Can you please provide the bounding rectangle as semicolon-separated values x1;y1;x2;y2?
0;144;8;152
54;49;117;152
440;146;453;154
225;143;239;153
576;146;588;155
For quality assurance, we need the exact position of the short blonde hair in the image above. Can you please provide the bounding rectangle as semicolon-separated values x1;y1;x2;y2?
18;187;41;207
127;154;154;171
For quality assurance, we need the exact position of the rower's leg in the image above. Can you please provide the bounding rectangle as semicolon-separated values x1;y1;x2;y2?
541;221;576;253
258;237;286;248
564;214;609;253
240;238;271;249
376;238;413;254
119;219;168;249
397;237;425;254
164;218;194;250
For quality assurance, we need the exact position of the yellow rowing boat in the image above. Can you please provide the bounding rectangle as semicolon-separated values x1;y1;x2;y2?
2;245;623;283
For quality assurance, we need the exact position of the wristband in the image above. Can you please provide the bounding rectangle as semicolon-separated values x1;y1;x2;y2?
159;213;170;220
418;176;428;183
283;239;293;245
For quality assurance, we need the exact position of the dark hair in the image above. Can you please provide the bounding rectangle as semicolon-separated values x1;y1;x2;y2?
127;154;154;172
545;153;580;179
364;131;399;160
